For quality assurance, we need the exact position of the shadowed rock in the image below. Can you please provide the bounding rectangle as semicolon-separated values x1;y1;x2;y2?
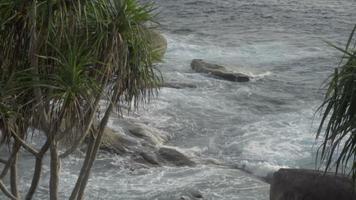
191;59;249;82
270;168;356;200
161;82;197;89
139;151;160;166
158;147;196;167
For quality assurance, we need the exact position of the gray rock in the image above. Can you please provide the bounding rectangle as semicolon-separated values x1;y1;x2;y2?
98;120;200;168
189;190;203;199
139;151;160;166
145;29;167;62
270;168;356;200
179;196;191;200
158;147;196;167
119;120;169;146
191;59;249;82
100;127;139;154
161;82;197;89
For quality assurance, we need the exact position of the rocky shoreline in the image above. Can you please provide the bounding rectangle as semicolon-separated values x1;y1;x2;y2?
96;33;355;199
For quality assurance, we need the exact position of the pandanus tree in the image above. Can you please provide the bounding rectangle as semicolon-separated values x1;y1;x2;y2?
0;0;161;199
317;25;356;180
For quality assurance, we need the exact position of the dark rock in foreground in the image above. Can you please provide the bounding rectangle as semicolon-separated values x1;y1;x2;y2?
270;168;356;200
191;59;249;82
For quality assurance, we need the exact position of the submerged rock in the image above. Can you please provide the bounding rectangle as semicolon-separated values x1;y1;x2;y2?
270;168;356;200
189;190;203;199
178;189;203;200
139;151;160;166
158;147;196;167
161;82;197;89
191;59;249;82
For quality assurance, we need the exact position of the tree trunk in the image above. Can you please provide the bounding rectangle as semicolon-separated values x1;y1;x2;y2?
0;141;21;179
25;141;50;200
68;137;95;200
0;180;17;200
60;94;102;159
10;143;20;199
70;86;121;200
49;140;60;200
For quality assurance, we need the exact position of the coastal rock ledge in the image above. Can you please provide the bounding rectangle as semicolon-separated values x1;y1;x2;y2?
191;59;250;82
270;168;356;200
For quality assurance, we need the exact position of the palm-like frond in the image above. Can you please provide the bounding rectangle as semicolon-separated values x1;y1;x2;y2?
317;25;356;179
0;0;161;197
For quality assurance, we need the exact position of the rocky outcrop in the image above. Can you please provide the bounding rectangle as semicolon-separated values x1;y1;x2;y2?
100;120;196;167
191;59;249;82
145;29;167;62
270;168;356;200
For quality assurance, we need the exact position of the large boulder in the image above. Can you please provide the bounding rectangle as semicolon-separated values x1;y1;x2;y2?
99;120;196;167
191;59;249;82
270;168;356;200
118;120;170;146
145;29;167;62
100;127;139;154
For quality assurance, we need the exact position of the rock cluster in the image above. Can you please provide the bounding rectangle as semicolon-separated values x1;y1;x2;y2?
100;119;196;167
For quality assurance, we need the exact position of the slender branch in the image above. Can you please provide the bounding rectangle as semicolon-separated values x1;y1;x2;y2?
0;143;21;179
11;132;39;156
49;141;59;200
10;143;20;199
25;140;50;200
72;84;122;200
68;135;95;200
0;179;17;200
60;94;102;159
0;159;6;164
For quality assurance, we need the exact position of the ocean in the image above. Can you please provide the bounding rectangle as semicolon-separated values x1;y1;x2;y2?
3;0;356;199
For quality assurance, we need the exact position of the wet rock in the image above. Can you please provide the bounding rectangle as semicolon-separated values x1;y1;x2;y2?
191;59;249;82
270;168;356;200
161;82;197;89
119;120;169;146
98;120;200;168
100;127;138;154
178;190;203;200
189;190;203;199
158;147;196;167
179;196;191;200
98;120;169;158
139;151;160;166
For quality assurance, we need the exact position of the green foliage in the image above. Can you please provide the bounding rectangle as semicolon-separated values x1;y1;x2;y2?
317;25;356;179
0;0;161;136
0;0;161;198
